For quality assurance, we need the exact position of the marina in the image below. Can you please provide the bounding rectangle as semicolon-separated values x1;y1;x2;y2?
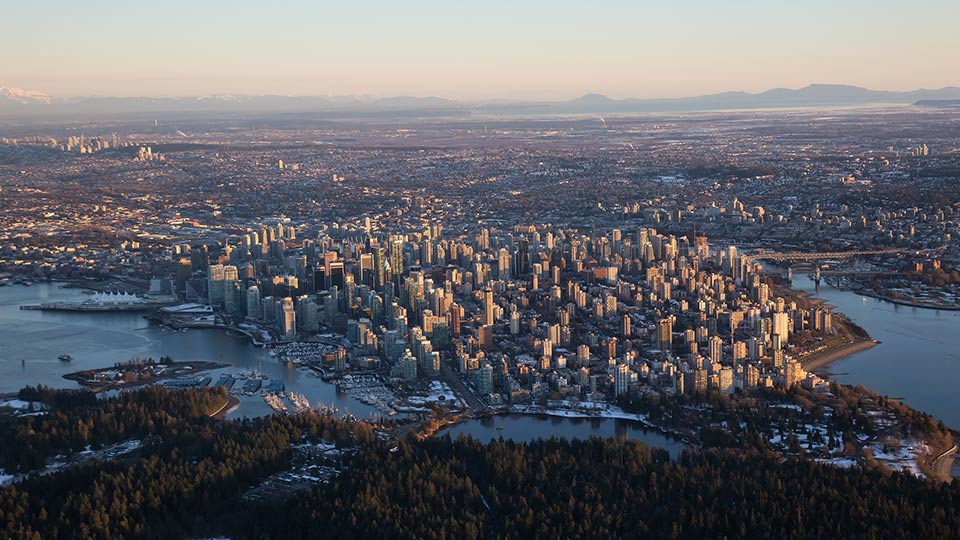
162;375;212;389
0;283;381;419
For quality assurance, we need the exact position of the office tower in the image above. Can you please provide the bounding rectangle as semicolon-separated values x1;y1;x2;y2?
755;283;770;304
614;363;630;397
694;369;708;393
373;247;387;289
745;363;760;388
515;237;529;275
359;253;375;287
732;340;747;361
656;317;673;352
482;288;495;327
281;297;297;340
542;338;553;359
784;359;803;388
549;323;561;344
421;238;432;266
176;258;192;298
245;285;261;319
329;261;345;290
605;338;617;360
391;350;419;380
726;246;738;279
473;363;494;394
449;303;462;337
498;248;511;280
771;348;785;370
419;350;440;377
207;264;225;304
509;310;520;335
771;333;783;352
719;367;734;393
224;281;242;317
708;335;723;363
390;239;404;283
772;312;790;342
478;325;493;350
577;344;590;363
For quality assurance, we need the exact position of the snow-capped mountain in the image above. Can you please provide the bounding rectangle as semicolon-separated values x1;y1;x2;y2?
0;86;53;105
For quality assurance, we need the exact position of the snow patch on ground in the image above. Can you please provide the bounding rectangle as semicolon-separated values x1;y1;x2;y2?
868;438;927;477
772;404;802;411
818;457;858;468
0;399;46;411
406;381;464;408
510;401;651;425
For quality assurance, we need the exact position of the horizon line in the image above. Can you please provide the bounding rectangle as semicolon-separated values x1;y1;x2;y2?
4;82;960;104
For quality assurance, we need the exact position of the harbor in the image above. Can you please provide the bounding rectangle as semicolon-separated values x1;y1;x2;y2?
20;291;175;312
0;283;383;419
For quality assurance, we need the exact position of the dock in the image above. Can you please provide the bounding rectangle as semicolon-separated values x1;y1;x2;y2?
20;302;160;312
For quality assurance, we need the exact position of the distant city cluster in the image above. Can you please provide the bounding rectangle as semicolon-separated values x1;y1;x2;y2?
0;133;131;154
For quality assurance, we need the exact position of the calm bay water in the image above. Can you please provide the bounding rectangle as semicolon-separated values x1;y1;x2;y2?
791;274;960;429
0;283;378;419
438;414;685;458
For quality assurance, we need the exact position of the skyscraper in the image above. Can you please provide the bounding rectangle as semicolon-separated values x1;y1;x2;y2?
207;264;225;304
281;297;297;340
614;363;630;397
482;288;495;327
656;317;673;352
246;285;261;319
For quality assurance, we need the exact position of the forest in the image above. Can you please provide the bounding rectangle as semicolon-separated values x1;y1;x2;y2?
1;387;958;540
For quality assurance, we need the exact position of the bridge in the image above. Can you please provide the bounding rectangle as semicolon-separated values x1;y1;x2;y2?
814;269;903;277
742;248;905;264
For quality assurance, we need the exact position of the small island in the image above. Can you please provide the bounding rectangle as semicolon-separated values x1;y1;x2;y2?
63;356;229;392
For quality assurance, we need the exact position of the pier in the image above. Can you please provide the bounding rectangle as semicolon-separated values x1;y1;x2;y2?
20;302;161;312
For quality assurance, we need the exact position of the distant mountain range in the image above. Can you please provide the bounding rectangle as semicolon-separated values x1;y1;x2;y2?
481;85;960;115
2;84;960;117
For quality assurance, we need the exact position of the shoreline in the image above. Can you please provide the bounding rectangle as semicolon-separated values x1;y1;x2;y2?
853;288;960;311
62;361;230;392
210;394;241;419
428;405;692;447
801;339;878;374
777;278;878;373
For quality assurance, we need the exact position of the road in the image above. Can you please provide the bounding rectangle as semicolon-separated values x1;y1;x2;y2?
930;443;958;482
441;364;486;410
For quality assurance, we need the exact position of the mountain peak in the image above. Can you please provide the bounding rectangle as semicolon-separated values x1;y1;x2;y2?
0;86;52;104
572;93;614;104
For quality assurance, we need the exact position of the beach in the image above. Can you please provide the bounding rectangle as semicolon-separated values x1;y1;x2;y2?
801;339;878;373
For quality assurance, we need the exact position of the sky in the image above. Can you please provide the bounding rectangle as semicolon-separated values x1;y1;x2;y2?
2;0;958;101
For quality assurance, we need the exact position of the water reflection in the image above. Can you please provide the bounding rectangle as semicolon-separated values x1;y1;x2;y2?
790;274;960;428
0;283;378;419
440;414;685;458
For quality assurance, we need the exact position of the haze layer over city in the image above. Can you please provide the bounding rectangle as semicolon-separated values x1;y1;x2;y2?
2;2;960;539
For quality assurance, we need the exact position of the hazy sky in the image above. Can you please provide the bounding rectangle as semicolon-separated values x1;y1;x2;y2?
3;0;958;100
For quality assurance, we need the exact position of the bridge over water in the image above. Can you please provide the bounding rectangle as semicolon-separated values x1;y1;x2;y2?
742;248;906;264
